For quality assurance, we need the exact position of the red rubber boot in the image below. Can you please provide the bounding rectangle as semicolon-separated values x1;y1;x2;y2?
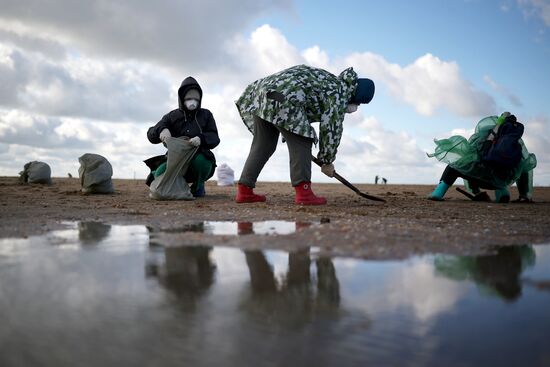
294;182;327;205
235;184;266;203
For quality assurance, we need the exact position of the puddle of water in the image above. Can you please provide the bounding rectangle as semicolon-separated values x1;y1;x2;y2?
154;220;316;236
1;223;550;367
205;220;314;235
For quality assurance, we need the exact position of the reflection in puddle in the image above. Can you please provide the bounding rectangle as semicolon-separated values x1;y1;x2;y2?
206;220;314;235
1;223;549;366
152;220;315;236
434;246;536;301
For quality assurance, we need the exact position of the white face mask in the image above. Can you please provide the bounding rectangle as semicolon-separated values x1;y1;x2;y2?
346;104;359;114
184;99;199;110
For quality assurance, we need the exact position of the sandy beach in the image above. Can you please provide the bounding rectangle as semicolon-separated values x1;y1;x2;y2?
1;176;549;259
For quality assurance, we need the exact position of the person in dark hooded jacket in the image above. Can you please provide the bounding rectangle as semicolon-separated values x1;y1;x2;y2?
147;77;220;197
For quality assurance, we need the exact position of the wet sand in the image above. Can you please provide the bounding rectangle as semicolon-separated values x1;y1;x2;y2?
1;176;549;259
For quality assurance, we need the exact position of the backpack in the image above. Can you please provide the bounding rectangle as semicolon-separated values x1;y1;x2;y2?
481;116;524;170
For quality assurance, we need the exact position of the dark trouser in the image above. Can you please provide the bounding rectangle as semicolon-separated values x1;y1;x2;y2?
184;153;214;191
239;116;313;187
440;165;496;193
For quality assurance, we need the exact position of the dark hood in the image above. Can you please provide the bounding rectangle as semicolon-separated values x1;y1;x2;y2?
178;76;203;110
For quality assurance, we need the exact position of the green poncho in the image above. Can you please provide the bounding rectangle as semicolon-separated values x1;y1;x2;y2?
235;64;358;164
428;116;537;196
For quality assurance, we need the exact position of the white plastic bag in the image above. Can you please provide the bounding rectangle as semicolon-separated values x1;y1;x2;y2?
216;163;234;186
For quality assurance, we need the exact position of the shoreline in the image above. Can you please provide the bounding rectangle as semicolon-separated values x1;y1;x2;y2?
2;177;549;259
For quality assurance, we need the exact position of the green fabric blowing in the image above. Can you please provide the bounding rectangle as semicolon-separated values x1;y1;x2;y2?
428;116;537;197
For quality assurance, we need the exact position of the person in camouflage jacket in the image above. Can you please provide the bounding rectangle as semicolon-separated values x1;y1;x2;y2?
235;64;375;205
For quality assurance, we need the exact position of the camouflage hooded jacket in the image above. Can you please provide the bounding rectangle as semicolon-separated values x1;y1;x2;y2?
235;65;358;164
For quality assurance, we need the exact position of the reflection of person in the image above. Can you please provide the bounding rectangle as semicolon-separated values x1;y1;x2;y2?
428;112;537;203
237;221;312;236
148;246;216;301
235;65;375;205
434;245;536;302
237;222;254;236
244;250;277;292
242;248;340;323
78;222;111;245
147;77;220;197
316;257;340;305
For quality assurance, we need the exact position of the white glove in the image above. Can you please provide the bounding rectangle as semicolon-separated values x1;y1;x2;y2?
159;129;171;142
321;163;335;177
189;136;201;147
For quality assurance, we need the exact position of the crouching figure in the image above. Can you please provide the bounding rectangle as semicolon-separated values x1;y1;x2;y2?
428;112;537;203
146;76;220;198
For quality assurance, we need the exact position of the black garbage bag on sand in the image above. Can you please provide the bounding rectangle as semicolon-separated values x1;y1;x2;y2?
149;137;197;200
78;153;115;194
19;161;52;184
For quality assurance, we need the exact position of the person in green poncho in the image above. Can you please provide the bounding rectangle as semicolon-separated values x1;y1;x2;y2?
234;64;375;205
427;112;537;203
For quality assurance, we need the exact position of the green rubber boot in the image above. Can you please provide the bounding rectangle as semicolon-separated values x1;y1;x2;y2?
428;181;450;201
495;188;510;203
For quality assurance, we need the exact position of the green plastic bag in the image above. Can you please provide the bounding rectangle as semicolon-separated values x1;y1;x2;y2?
428;116;537;196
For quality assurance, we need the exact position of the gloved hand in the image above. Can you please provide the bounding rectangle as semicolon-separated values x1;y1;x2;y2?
321;163;335;177
189;136;201;147
159;129;171;142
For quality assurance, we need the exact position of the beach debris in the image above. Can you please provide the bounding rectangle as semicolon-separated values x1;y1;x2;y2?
216;163;235;186
19;161;52;184
78;153;115;194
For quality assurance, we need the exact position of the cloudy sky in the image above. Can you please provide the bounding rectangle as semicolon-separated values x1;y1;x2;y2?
0;0;549;185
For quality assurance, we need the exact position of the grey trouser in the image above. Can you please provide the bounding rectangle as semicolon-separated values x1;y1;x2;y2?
239;116;313;187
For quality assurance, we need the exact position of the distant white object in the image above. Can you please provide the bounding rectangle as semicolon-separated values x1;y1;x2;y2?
217;163;234;186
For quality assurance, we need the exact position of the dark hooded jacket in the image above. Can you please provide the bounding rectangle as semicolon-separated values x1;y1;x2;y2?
147;77;220;164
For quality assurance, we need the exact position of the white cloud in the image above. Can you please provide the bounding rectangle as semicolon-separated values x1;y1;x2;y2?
0;110;94;149
0;29;66;60
224;24;303;83
385;262;467;322
522;114;550;183
301;45;330;69
344;52;496;117
340;260;467;324
0;43;172;121
518;0;550;27
326;115;438;184
449;127;475;138
0;109;161;178
483;75;523;107
0;0;293;70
